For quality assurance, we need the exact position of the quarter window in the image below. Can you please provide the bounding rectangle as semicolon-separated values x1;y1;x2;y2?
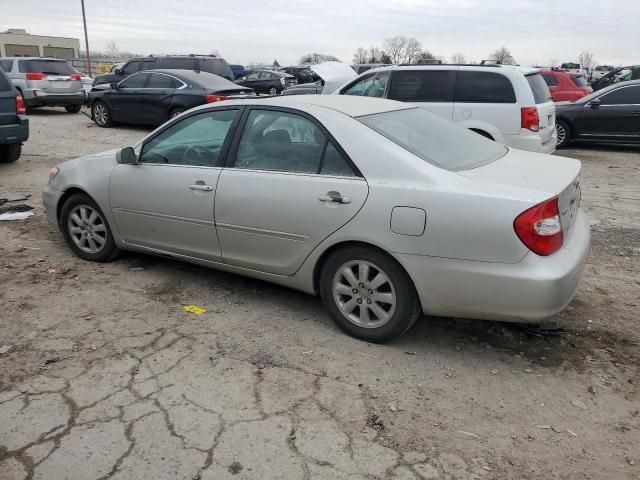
147;74;179;89
342;71;390;98
119;73;149;88
599;86;640;105
320;143;356;177
140;109;238;167
388;70;455;102
542;75;558;87
235;110;326;173
455;71;516;103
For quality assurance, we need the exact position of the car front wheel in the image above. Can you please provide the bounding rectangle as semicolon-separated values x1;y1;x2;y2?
319;246;421;342
60;193;119;262
269;87;278;96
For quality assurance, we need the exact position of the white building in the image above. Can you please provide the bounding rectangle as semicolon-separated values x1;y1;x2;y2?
0;28;80;59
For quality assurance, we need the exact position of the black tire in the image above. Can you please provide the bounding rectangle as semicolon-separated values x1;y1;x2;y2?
92;101;113;127
59;193;119;262
319;246;421;343
169;107;185;120
555;120;571;148
65;104;82;113
0;144;21;163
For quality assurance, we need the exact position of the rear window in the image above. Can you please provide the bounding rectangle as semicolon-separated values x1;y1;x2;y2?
161;58;196;70
388;70;455;102
18;60;73;75
455;71;516;103
0;69;12;91
526;74;551;104
358;108;507;171
200;59;233;80
571;75;588;87
0;60;12;72
542;74;558;87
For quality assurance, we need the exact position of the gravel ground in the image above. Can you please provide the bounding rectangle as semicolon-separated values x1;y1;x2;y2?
0;108;638;480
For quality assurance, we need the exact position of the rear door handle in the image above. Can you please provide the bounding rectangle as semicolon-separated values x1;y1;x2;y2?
318;191;351;204
189;184;213;192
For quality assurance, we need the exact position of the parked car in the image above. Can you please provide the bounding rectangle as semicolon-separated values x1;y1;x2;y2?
235;70;296;95
87;69;254;127
591;65;640;91
0;57;84;113
541;69;592;102
280;66;318;84
335;64;557;154
92;55;234;89
282;62;357;95
351;64;390;75
0;65;28;163
555;80;640;148
559;62;585;76
110;63;124;73
229;64;250;80
43;95;589;342
71;67;93;100
591;65;614;82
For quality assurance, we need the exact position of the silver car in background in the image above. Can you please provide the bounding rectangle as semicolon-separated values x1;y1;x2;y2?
43;96;590;342
0;57;84;113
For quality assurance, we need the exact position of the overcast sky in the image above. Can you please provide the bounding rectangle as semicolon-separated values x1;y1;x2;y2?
2;0;639;66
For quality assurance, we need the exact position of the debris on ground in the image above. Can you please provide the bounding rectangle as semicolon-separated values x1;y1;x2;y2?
457;430;481;439
571;399;588;410
0;211;34;221
183;305;206;316
517;323;567;337
39;357;60;368
0;345;13;354
301;351;314;356
366;414;385;431
388;402;398;412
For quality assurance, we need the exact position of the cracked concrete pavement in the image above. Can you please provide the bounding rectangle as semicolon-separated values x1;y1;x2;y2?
1;109;639;479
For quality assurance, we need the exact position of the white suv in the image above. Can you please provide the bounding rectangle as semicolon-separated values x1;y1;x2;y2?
335;64;557;154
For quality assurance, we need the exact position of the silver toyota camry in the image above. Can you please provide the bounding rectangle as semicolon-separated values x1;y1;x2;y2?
43;95;590;342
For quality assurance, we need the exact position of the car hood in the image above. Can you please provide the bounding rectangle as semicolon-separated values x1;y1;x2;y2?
93;73;117;85
458;148;581;197
60;149;119;169
309;62;356;94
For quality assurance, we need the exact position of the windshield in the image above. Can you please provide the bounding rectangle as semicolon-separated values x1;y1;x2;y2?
358;108;507;171
561;63;580;70
18;60;74;75
526;73;552;103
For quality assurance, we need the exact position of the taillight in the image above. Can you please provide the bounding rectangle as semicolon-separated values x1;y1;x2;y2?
16;94;26;115
205;94;229;103
514;197;563;256
26;72;47;80
70;74;82;81
521;107;539;132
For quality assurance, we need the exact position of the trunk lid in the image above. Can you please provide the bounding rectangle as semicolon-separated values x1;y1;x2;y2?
309;62;357;94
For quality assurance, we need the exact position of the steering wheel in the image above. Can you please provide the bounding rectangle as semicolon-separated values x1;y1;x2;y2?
183;145;211;165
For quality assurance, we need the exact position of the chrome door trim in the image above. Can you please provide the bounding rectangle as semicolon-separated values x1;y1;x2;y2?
112;207;216;227
216;222;310;241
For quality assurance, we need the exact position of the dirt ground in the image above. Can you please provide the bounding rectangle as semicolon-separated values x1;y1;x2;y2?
0;108;638;480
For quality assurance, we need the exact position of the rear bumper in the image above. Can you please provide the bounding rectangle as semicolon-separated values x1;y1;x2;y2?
395;211;590;323
0;116;29;144
22;89;84;107
504;129;557;154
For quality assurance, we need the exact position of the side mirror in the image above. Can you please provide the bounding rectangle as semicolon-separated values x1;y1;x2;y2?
115;68;122;75
589;98;602;108
116;147;137;164
110;82;119;90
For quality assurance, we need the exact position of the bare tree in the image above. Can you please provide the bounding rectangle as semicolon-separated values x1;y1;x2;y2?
451;52;466;64
548;58;559;68
489;46;516;65
412;50;438;64
105;40;120;59
578;51;597;71
353;47;368;64
298;53;340;65
403;38;423;63
382;36;407;64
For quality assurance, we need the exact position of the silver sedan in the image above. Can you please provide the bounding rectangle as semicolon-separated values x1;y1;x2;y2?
43;96;590;342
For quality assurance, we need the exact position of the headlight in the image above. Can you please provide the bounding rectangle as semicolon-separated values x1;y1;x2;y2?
48;167;59;182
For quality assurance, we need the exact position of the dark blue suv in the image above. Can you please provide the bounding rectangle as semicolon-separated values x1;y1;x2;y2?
0;67;28;163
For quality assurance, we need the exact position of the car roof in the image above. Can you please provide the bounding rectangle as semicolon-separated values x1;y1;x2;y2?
359;63;540;76
210;95;411;118
0;57;67;61
144;69;237;87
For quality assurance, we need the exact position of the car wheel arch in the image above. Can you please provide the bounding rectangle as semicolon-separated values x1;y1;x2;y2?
56;187;92;224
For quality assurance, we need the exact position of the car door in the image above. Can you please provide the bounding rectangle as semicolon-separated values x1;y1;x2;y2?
215;107;368;275
574;85;640;141
108;72;149;123
109;107;242;260
137;72;179;124
239;72;261;92
386;68;456;120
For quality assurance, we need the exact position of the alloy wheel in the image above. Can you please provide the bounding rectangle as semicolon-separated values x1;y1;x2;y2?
332;260;397;328
556;123;566;146
67;205;108;254
94;103;108;126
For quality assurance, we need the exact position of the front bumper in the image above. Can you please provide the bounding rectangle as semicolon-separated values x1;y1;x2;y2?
42;184;64;230
23;90;84;107
0;116;29;144
395;211;590;323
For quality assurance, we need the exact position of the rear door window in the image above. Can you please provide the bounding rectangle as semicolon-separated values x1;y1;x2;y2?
455;71;516;103
542;74;558;87
120;73;149;88
141;59;156;71
0;60;12;72
526;74;552;103
388;70;455;102
599;85;640;105
147;73;179;89
18;60;73;75
161;57;196;70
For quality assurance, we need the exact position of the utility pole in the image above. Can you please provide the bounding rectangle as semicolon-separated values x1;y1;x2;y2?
81;0;92;76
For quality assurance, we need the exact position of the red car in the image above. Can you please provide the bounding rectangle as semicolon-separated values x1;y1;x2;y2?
541;69;592;102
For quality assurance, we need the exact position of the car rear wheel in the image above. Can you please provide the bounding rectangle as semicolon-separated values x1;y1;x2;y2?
65;104;82;113
0;144;21;163
555;120;571;148
319;246;421;343
269;87;278;96
92;101;113;127
60;193;119;262
169;107;185;119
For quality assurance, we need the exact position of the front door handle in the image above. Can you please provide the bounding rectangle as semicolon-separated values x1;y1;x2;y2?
318;191;351;204
189;183;213;192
